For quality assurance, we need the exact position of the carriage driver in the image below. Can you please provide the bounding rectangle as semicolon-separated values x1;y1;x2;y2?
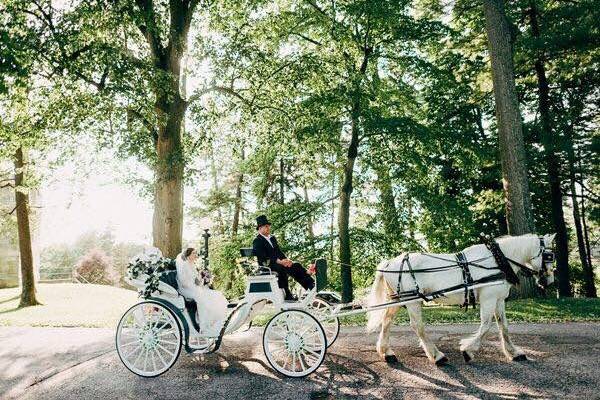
252;215;316;301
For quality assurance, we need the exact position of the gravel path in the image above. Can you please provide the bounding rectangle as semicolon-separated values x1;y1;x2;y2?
2;322;598;399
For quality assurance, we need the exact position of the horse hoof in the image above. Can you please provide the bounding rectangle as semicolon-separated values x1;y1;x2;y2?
462;351;472;363
513;354;527;362
384;355;398;364
435;356;449;366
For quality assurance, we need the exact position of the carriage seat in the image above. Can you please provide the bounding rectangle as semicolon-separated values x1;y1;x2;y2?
239;247;277;276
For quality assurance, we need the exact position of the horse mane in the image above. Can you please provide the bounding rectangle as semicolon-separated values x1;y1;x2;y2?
495;234;539;264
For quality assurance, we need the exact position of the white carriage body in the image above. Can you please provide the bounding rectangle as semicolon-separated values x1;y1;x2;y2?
118;258;337;378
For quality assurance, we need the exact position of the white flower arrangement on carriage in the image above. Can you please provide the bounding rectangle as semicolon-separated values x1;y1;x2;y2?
116;246;340;378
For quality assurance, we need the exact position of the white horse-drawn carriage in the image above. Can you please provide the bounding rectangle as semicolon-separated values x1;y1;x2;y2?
116;246;340;378
116;233;556;378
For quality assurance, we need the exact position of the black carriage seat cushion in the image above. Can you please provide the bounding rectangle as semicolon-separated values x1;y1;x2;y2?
158;270;200;332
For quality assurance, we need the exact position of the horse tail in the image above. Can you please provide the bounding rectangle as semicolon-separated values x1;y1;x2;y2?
366;260;391;333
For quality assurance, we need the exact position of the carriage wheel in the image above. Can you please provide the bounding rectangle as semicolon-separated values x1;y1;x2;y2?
263;309;326;378
116;301;182;377
306;298;340;348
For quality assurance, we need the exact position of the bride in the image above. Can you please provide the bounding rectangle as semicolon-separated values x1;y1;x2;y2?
175;248;228;335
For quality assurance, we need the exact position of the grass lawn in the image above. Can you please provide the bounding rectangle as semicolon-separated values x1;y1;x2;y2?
0;283;139;328
330;297;600;326
1;283;599;328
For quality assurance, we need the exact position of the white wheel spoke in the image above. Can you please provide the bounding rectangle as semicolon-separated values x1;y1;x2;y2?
300;350;319;364
156;342;175;357
157;330;176;337
154;347;168;368
303;347;322;358
298;353;308;371
142;348;149;371
122;344;142;360
150;349;157;372
132;347;145;367
120;340;139;347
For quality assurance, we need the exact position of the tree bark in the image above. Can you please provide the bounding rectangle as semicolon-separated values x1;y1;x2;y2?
303;185;316;250
152;96;185;258
209;144;224;235
338;113;358;303
14;147;40;307
528;2;571;297
374;163;401;242
482;0;535;235
232;148;245;237
337;47;371;303
578;156;595;296
566;140;595;297
135;0;199;258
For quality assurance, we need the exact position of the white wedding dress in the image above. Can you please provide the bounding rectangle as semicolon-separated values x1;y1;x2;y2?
175;254;228;335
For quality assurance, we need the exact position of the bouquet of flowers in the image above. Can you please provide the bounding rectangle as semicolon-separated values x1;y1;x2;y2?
127;247;176;298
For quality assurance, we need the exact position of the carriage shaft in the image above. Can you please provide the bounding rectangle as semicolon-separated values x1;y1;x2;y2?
331;280;505;318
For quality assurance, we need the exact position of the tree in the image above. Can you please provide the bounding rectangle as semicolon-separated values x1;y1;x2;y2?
482;0;535;235
524;1;571;296
14;146;40;306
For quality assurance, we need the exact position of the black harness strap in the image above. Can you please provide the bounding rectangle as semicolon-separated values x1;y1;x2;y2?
484;238;520;285
391;254;407;300
456;252;476;310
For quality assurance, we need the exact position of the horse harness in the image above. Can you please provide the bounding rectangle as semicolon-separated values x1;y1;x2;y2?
381;237;554;310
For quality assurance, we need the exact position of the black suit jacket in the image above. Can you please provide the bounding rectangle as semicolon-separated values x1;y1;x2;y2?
252;234;286;267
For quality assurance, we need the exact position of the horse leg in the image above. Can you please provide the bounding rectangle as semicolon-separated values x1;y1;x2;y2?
376;306;399;363
459;296;495;362
406;303;447;365
495;299;526;361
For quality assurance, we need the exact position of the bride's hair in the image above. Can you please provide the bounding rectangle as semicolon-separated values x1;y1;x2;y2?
181;247;195;261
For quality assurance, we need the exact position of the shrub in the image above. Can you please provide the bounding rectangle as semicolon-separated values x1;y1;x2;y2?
73;248;119;286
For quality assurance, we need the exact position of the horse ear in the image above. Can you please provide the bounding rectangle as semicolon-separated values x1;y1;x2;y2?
544;233;556;245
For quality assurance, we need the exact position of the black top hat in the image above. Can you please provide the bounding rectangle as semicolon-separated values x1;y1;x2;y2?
256;215;271;229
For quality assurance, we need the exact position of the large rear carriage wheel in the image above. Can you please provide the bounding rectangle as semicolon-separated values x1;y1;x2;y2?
116;301;182;377
263;309;327;377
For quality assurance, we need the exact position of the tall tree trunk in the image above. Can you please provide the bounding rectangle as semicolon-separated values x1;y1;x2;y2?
231;148;245;237
374;163;401;242
330;167;336;260
152;90;185;258
225;148;244;293
14;147;40;307
209;144;224;235
565;127;595;297
136;0;199;258
303;185;316;251
279;158;285;205
482;0;535;235
579;155;595;294
528;2;571;297
338;114;359;303
337;48;371;303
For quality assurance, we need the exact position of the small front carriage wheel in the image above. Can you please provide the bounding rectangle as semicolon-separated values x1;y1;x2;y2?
116;301;182;377
263;309;327;378
306;298;340;348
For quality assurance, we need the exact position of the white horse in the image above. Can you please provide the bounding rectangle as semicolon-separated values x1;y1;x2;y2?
366;234;556;365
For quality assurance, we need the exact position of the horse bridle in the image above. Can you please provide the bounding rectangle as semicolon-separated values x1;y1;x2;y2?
506;237;555;287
